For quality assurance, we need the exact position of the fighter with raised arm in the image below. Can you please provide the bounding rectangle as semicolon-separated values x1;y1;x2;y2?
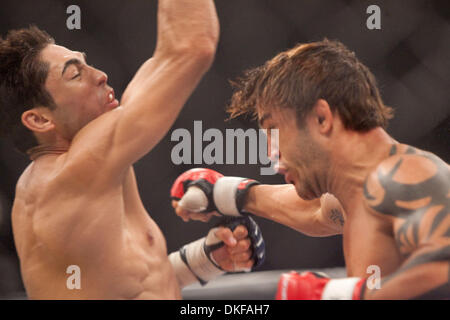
171;40;449;299
2;0;265;299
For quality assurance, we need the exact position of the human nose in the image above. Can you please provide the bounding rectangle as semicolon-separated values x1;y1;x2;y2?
269;147;287;175
89;66;108;86
266;130;282;167
266;136;286;175
96;70;108;86
275;156;288;175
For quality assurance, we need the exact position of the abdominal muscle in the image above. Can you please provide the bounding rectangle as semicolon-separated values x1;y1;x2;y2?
19;223;181;300
13;161;181;300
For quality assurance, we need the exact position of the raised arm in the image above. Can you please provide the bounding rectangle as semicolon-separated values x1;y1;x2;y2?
67;0;219;180
362;150;450;299
120;0;219;106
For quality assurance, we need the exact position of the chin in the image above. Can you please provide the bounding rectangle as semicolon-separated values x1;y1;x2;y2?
294;185;307;199
294;184;318;201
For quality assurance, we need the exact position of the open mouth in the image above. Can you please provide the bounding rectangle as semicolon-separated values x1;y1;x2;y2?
105;89;119;110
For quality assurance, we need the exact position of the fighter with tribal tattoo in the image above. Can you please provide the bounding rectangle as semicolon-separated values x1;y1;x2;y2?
170;40;449;299
363;145;450;299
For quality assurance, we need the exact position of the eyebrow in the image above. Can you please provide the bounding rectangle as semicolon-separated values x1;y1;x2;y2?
61;58;82;76
61;52;87;76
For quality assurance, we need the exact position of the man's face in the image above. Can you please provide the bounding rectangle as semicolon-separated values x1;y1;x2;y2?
259;107;329;200
40;44;119;139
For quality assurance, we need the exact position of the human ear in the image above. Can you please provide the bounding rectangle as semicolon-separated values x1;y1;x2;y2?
312;99;333;135
21;108;55;133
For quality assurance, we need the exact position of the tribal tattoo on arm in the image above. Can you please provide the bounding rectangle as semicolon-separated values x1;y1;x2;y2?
363;145;450;299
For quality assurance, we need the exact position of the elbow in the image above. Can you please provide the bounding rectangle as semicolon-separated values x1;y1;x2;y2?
178;39;217;69
195;41;217;67
158;38;217;70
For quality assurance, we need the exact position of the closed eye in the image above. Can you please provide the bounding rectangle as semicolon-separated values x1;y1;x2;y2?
70;67;82;80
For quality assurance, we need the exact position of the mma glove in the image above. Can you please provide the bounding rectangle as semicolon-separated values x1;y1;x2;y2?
275;271;366;300
169;216;266;288
170;168;260;217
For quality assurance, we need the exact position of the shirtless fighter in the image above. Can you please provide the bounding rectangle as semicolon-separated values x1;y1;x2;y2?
1;0;265;299
171;40;450;299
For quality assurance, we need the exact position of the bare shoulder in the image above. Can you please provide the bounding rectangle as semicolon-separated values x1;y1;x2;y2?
16;150;128;260
15;162;34;194
69;106;123;156
14;158;64;204
363;144;449;218
58;107;126;185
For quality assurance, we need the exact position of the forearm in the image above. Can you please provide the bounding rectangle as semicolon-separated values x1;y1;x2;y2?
111;0;219;169
155;0;219;57
244;185;340;236
363;261;450;299
168;230;229;289
122;0;219;103
169;251;199;289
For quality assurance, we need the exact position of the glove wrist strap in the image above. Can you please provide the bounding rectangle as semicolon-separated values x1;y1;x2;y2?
175;237;224;287
321;277;364;300
213;177;259;216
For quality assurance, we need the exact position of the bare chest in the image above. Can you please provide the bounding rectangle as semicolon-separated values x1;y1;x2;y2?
14;165;174;298
120;167;168;255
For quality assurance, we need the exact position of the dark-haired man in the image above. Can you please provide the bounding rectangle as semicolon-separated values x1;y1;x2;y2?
172;40;450;299
2;0;265;299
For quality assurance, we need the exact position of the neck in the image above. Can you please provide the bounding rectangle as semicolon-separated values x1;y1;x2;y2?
27;143;69;161
326;127;396;213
